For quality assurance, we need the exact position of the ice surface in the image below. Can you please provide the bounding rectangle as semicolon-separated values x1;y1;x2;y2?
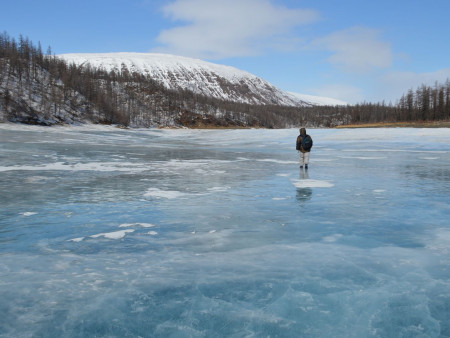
1;124;450;337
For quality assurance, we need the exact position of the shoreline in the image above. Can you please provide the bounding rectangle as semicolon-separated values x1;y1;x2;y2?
335;121;450;128
1;121;450;130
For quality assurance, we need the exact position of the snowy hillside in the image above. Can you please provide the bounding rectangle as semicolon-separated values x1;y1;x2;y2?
59;53;312;107
288;92;347;106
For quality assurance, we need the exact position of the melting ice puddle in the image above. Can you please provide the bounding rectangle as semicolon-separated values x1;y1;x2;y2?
292;179;335;188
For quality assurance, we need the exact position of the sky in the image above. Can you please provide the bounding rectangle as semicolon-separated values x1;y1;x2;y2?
2;0;450;104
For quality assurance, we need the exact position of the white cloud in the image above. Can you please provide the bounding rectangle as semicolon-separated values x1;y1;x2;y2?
154;0;320;59
382;69;450;92
377;68;450;102
314;27;393;73
311;84;365;104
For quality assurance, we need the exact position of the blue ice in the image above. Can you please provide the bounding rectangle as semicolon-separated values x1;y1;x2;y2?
0;124;449;337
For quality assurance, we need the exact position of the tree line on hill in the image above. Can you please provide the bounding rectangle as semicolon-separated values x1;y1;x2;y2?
1;32;449;128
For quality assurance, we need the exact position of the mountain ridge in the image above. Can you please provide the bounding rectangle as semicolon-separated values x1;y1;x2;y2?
59;52;343;107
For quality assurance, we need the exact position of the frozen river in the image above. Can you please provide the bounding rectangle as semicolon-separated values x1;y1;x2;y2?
1;124;449;337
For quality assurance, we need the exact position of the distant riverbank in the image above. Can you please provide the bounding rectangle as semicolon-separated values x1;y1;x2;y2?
336;121;450;128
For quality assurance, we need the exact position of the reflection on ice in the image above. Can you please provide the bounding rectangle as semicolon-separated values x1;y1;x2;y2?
1;125;450;337
293;168;334;189
292;179;334;188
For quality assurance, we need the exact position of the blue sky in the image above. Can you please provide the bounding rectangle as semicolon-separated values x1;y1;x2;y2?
2;0;450;104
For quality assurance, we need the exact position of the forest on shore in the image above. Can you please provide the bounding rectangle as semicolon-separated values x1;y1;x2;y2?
1;32;449;128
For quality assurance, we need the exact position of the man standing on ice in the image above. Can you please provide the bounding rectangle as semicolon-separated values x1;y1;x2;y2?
296;127;313;169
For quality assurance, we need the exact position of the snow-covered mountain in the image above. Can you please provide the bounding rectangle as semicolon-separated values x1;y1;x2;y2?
59;52;313;107
288;92;347;106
